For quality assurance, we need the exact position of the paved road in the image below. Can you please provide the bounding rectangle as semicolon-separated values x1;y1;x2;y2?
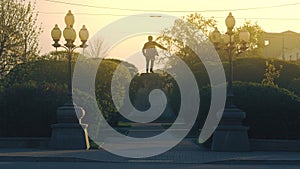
1;162;300;169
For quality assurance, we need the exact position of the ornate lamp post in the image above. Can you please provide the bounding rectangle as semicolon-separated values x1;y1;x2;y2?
211;12;251;151
49;10;90;149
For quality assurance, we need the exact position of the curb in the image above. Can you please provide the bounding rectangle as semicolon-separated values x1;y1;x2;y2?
1;156;300;165
206;159;300;165
0;156;99;163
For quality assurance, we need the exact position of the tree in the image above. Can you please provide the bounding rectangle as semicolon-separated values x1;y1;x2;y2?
157;13;265;64
156;13;218;76
208;21;265;60
156;13;267;92
0;0;42;78
157;13;216;60
84;36;109;58
234;21;265;57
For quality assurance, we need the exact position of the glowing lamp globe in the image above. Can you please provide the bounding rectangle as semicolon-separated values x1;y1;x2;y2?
65;10;75;27
225;12;235;30
51;24;61;41
79;25;89;43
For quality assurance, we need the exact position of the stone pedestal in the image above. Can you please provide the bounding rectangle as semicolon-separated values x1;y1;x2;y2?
49;104;90;150
211;107;250;151
132;73;176;123
49;123;89;150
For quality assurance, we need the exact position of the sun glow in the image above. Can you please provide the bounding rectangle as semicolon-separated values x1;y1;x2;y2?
36;0;300;57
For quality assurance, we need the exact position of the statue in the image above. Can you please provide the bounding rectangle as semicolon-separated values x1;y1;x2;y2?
142;36;167;73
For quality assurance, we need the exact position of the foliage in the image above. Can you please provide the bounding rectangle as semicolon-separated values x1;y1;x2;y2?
156;13;268;102
234;82;300;139
0;58;137;136
41;51;79;62
2;58;137;87
232;57;300;88
84;36;109;58
155;56;300;128
157;13;265;65
210;21;265;60
0;0;42;78
234;21;265;57
2;60;69;86
192;82;300;139
2;54;300;139
288;77;300;96
0;82;67;137
261;60;283;86
95;59;135;121
157;13;216;61
173;57;300;91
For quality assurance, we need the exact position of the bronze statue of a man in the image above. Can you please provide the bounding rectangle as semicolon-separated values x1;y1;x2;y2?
142;36;167;73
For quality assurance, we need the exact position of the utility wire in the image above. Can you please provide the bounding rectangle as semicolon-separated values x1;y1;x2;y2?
40;0;300;21
39;11;135;17
44;0;300;13
38;12;300;21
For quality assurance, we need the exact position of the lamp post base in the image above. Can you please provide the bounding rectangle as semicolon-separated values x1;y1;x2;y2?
211;107;250;152
49;104;90;150
49;123;89;150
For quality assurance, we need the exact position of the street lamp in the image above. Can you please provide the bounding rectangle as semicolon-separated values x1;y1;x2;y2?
239;28;251;51
51;24;89;101
49;10;90;150
211;12;250;151
210;27;222;48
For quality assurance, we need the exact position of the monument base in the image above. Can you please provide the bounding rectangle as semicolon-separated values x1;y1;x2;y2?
132;73;176;123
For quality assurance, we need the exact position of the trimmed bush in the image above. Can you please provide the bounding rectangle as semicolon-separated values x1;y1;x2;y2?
233;57;300;88
288;77;300;96
0;82;67;137
2;60;69;86
1;56;300;139
234;82;300;139
194;82;300;139
184;57;300;91
0;59;137;137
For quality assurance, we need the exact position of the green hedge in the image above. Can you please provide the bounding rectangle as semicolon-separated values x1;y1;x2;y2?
235;82;300;139
194;82;300;139
0;59;137;137
233;57;300;88
2;60;69;85
0;82;67;137
288;77;300;96
184;57;300;95
1;57;300;139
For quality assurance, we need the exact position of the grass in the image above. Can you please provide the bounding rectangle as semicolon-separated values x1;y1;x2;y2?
117;121;132;127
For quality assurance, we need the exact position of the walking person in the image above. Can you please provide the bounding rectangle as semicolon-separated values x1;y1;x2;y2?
142;36;167;73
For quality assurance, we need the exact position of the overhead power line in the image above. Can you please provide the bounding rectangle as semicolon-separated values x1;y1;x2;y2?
39;12;134;17
44;0;300;13
38;12;300;21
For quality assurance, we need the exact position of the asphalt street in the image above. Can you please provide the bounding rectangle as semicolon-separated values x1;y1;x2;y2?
1;162;300;169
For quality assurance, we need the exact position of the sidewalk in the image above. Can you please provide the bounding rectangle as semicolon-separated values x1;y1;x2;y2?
1;122;300;165
1;138;300;165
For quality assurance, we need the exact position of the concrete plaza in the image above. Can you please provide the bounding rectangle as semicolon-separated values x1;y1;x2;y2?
1;138;300;169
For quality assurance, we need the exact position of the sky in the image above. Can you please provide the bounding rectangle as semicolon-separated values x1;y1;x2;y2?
34;0;300;66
